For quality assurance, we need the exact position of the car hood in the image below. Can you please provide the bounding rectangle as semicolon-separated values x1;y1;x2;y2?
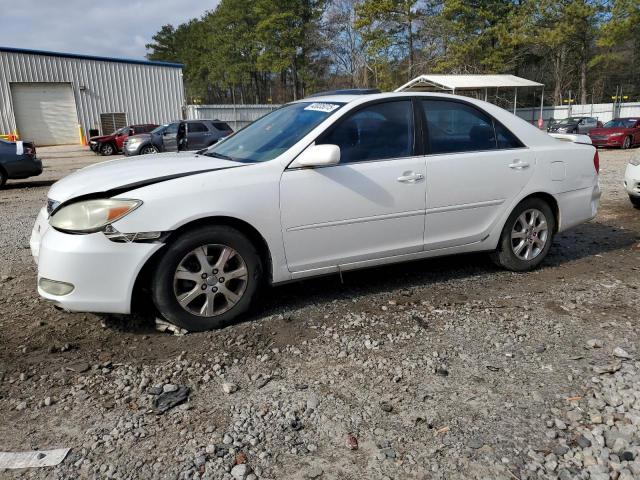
48;152;244;204
589;127;630;135
89;135;115;142
127;133;152;141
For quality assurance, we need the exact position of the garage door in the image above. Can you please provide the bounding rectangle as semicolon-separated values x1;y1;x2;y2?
11;83;79;146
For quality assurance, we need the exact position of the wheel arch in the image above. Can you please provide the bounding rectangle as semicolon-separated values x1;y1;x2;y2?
130;215;273;314
514;191;560;233
101;141;117;154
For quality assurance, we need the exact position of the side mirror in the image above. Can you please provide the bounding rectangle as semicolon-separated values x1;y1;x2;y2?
292;144;340;168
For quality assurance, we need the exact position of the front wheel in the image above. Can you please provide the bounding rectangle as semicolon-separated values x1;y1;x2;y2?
491;198;555;272
622;136;631;150
151;226;263;331
100;143;115;155
630;195;640;209
0;169;7;188
140;145;158;155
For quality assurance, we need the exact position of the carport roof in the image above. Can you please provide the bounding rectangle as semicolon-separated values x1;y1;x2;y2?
395;74;543;92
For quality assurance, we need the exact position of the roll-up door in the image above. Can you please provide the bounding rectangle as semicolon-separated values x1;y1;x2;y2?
11;82;79;146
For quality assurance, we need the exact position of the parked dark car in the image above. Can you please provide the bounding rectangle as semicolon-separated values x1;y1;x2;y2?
124;120;233;156
588;118;640;149
547;116;602;134
0;139;42;187
89;124;157;156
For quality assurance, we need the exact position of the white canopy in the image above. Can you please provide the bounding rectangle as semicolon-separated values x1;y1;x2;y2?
395;74;543;92
395;74;545;115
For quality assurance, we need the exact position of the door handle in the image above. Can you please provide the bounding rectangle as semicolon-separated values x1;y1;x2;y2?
509;160;530;170
397;171;424;183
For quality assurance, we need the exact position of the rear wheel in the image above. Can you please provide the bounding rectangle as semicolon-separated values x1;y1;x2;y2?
622;136;632;149
151;226;263;331
140;145;158;155
491;198;555;271
630;195;640;208
0;168;6;188
100;143;115;155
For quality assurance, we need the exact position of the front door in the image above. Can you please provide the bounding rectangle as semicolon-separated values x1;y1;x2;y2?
280;100;427;273
162;122;180;152
419;99;535;250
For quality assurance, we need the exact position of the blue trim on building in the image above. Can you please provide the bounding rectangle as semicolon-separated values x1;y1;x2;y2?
0;46;184;69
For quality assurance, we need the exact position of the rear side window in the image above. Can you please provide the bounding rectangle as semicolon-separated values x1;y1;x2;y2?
319;101;414;163
188;122;209;133
213;122;232;131
495;122;524;149
421;100;496;154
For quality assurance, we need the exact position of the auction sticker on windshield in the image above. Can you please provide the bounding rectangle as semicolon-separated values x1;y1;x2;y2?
304;103;341;113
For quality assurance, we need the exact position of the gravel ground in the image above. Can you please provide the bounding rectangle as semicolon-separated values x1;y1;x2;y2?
0;146;639;479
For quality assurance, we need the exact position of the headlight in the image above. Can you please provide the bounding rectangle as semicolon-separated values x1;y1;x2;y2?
50;199;141;233
127;138;141;146
609;132;624;137
630;154;640;166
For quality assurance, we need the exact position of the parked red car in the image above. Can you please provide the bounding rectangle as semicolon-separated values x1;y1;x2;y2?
588;117;640;149
89;124;158;155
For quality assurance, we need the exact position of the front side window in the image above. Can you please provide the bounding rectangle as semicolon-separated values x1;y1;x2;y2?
165;123;179;135
318;101;414;163
205;101;345;163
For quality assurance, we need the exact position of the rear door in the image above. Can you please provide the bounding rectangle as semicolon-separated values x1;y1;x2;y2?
421;99;535;250
186;122;211;149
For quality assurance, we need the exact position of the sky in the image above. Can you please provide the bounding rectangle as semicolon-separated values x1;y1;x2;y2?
0;0;218;60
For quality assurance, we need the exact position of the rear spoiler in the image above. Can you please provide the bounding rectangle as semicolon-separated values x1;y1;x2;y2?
548;133;593;145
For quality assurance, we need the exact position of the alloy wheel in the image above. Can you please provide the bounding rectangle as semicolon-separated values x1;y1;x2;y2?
101;144;114;155
623;136;631;149
510;208;549;261
141;146;157;154
173;244;248;317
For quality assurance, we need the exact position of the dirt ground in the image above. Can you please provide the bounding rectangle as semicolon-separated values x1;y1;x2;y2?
0;145;638;480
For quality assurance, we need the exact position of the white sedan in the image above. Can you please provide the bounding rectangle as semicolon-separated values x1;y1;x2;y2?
31;92;601;331
624;152;640;207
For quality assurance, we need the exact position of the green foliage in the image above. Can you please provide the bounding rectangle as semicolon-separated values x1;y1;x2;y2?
146;0;640;104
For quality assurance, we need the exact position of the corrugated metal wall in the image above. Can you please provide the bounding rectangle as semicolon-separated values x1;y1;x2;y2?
186;104;280;130
516;102;640;126
0;50;185;140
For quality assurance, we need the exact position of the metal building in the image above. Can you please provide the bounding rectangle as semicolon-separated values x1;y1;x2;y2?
0;46;184;146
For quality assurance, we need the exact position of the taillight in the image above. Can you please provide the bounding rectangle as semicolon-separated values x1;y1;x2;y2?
593;149;600;174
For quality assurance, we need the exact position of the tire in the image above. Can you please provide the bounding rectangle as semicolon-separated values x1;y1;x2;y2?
622;136;631;150
100;143;115;156
0;168;6;188
151;226;263;331
140;145;158;155
490;197;556;272
630;196;640;209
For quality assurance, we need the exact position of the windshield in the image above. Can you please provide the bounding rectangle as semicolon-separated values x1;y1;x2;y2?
204;101;345;163
112;126;129;135
603;119;637;128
